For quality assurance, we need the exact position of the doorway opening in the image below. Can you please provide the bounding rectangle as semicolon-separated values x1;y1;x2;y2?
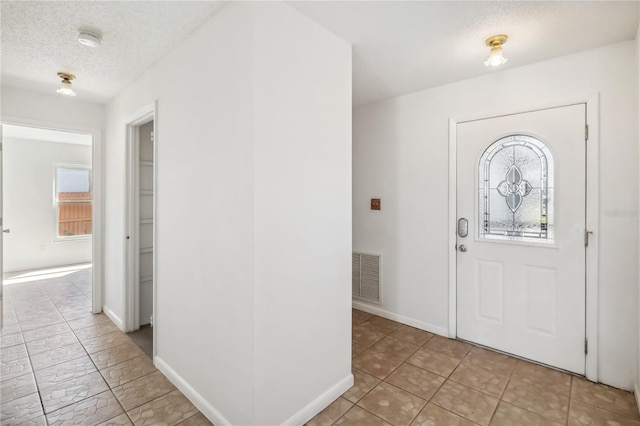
1;123;100;331
125;104;156;359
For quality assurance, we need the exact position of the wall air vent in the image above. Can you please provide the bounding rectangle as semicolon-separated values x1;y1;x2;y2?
352;252;381;304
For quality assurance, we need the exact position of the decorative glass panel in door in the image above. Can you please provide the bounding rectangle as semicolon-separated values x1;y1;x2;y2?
478;134;554;242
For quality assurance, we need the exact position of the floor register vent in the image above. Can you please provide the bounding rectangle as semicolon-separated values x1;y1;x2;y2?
352;252;381;303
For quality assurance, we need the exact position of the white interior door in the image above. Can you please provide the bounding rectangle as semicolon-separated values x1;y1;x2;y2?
456;104;586;374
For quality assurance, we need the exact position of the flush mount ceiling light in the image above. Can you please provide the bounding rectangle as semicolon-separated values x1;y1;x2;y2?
56;72;77;97
78;31;102;48
484;35;508;67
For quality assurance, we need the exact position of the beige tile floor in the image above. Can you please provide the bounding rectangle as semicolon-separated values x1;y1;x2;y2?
0;267;212;426
308;309;640;426
4;267;639;426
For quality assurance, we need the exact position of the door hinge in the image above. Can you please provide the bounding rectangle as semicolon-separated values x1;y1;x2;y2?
150;315;153;327
150;131;154;143
585;124;589;141
584;230;593;247
584;338;588;355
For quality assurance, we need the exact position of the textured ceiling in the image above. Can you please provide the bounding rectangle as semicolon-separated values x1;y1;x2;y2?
1;1;226;103
1;1;638;106
288;1;639;106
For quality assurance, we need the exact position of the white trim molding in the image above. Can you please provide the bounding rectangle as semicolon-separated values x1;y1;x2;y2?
584;94;600;382
155;357;352;426
353;301;449;337
283;374;354;426
447;118;457;338
447;96;600;382
123;101;157;368
102;305;124;331
155;357;232;426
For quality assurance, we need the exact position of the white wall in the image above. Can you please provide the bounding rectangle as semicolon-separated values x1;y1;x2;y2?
251;3;352;424
1;86;104;131
104;2;351;424
354;41;638;390
105;4;254;423
3;138;92;272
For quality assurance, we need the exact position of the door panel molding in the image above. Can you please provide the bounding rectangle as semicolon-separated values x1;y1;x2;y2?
447;95;599;381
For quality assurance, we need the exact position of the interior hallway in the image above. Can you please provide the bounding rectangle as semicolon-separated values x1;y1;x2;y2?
308;310;640;426
0;267;210;425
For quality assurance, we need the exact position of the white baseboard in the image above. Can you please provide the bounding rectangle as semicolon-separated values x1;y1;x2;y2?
635;383;640;418
102;305;124;331
155;357;352;426
155;357;232;426
282;373;354;426
352;301;449;337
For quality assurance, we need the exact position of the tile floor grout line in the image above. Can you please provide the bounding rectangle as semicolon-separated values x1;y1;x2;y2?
90;328;159;417
25;277;67;426
403;388;430;426
77;321;161;424
569;393;640;422
33;274;130;425
485;352;517;426
444;366;510;401
482;394;500;426
369;335;433;369
37;280;110;424
348;332;445;426
493;372;570;425
386;360;447;406
429;397;481;425
66;297;160;425
82;341;130;422
566;376;573;426
112;373;176;412
338;361;395;424
16;290;50;426
500;399;571;424
69;278;90;300
335;400;395;426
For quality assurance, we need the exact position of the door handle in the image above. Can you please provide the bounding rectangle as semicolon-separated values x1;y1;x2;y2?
2;229;10;234
457;218;468;238
459;244;467;252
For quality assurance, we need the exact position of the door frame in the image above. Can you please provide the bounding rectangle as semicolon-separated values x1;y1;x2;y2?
0;115;104;314
124;102;157;356
447;96;600;382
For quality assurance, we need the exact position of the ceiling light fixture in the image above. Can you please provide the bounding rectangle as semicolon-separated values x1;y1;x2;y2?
484;35;508;67
77;31;102;48
56;72;77;97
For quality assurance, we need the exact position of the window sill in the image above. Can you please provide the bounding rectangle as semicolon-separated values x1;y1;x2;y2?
54;236;92;243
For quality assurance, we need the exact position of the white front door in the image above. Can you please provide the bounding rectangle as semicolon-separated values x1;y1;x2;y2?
456;104;586;374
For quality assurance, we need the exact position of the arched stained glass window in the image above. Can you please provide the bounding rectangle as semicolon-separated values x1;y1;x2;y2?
478;135;554;242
